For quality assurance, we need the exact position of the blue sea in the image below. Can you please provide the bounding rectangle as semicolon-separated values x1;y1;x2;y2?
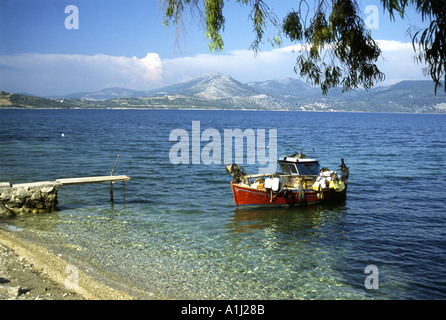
0;109;445;299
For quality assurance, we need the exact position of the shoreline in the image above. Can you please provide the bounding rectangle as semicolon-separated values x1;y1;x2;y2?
0;227;138;300
1;107;445;115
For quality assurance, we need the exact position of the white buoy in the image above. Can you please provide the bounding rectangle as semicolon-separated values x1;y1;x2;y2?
61;133;65;137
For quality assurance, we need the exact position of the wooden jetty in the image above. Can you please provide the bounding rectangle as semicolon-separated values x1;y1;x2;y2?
56;175;130;186
56;175;130;204
57;175;130;204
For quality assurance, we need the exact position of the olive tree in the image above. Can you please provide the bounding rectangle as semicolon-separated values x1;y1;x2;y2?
162;0;445;94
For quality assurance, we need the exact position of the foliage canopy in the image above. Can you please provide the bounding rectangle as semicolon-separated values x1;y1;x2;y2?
162;0;445;94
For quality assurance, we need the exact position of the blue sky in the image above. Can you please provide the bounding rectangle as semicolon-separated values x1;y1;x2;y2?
0;0;433;96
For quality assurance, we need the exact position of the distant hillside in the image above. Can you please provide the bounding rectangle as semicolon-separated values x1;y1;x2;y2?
141;73;287;110
0;91;76;108
2;75;445;113
53;87;148;101
59;74;287;110
247;78;446;113
247;77;319;98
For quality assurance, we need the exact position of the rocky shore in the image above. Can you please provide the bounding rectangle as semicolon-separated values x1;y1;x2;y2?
0;228;137;300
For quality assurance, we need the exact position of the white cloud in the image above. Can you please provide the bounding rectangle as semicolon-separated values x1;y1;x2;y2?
306;40;430;85
377;40;413;51
135;52;164;82
376;40;428;85
0;52;163;95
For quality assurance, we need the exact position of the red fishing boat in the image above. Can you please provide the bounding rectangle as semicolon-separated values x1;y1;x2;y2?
226;153;349;207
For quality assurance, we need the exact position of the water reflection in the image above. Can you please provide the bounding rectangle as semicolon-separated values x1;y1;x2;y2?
221;203;364;299
229;203;348;234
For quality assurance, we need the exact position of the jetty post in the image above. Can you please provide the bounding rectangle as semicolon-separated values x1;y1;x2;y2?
109;155;120;204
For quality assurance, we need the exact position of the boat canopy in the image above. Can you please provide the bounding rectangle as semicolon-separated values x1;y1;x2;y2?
278;156;320;176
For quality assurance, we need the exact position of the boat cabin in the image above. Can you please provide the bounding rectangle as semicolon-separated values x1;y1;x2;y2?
278;156;320;176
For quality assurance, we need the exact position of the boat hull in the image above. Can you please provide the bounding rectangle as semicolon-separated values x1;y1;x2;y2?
231;182;346;207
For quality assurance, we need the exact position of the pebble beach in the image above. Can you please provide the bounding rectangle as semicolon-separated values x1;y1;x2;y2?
0;228;135;300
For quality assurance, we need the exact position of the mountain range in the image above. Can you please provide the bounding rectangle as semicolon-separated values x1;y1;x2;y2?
3;73;445;113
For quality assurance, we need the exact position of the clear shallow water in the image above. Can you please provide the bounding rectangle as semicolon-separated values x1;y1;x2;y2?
0;109;445;299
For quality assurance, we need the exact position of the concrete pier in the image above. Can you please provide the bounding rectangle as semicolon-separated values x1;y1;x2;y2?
0;181;59;216
0;175;130;217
